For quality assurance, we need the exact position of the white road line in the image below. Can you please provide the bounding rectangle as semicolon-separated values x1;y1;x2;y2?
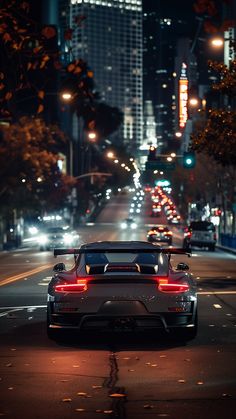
0;305;47;311
213;304;222;309
0;308;23;317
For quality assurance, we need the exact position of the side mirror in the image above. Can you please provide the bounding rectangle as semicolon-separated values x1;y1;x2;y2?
176;262;189;271
53;262;66;272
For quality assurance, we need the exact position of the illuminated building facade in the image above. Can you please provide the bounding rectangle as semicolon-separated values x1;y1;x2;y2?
67;0;143;156
143;0;197;152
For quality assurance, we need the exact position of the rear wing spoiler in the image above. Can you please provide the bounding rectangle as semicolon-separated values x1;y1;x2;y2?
54;247;191;257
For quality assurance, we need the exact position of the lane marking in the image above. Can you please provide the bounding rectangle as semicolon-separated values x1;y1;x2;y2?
198;291;236;295
0;308;22;318
0;305;47;310
213;304;222;309
0;265;52;287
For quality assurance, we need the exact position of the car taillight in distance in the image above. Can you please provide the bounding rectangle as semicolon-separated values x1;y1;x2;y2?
157;277;189;293
184;231;192;238
55;277;88;293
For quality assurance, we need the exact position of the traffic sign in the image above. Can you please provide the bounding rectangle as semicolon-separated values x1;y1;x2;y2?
145;161;176;171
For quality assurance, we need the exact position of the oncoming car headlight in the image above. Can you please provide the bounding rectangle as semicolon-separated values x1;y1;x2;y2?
131;222;137;229
38;234;48;245
121;222;127;229
63;233;74;245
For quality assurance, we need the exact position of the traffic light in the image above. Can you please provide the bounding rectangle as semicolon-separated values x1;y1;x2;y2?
183;151;196;168
148;146;157;161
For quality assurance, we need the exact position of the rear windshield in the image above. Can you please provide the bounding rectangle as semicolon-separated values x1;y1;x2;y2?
190;222;215;231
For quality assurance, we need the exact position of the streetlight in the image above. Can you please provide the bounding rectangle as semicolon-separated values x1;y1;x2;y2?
88;131;96;142
189;97;199;107
60;92;73;101
107;151;115;159
211;37;224;48
175;131;182;138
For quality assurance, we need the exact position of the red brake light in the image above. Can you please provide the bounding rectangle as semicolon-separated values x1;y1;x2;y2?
184;231;192;238
158;278;189;293
55;278;88;293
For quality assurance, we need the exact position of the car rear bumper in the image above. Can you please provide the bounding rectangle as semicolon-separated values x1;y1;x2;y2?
47;310;196;333
147;237;172;243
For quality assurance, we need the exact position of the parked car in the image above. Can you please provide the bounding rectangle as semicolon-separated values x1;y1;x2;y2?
183;221;216;251
47;241;197;342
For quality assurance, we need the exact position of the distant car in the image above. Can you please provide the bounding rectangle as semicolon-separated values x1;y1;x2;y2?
120;218;137;230
47;241;197;341
151;204;162;217
147;225;173;245
38;227;79;251
183;221;216;251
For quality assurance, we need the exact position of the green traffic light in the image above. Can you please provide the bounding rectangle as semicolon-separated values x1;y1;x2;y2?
183;151;196;168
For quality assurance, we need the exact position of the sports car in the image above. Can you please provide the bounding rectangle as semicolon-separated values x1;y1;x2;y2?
47;241;197;341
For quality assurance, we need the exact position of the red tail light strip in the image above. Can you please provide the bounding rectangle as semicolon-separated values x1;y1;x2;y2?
55;278;88;293
157;278;189;293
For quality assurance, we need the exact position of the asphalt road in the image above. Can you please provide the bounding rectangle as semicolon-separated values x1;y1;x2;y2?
0;192;236;419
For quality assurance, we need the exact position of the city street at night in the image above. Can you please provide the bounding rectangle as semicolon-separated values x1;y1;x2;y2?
0;0;236;418
0;194;236;419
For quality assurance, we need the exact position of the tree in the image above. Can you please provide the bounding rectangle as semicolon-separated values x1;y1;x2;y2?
0;117;75;221
0;1;123;237
190;58;236;233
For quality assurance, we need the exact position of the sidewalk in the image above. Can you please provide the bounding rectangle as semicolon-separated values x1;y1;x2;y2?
216;243;236;255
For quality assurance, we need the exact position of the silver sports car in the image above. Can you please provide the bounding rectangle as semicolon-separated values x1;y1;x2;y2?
47;241;197;341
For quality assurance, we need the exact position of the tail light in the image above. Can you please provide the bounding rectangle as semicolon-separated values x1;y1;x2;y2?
148;230;156;235
184;231;192;238
55;278;88;293
166;231;173;236
158;278;189;293
213;233;217;240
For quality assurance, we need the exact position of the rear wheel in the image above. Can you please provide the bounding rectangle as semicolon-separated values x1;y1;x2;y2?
169;310;198;342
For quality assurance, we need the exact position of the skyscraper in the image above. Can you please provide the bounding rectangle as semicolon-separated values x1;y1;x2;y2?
143;0;197;152
64;0;143;157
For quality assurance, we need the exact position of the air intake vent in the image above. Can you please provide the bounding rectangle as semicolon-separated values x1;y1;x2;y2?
86;264;105;274
104;263;140;273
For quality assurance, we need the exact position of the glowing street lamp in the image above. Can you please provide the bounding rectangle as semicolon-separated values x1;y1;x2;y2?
60;91;73;101
107;151;115;159
88;131;96;142
175;132;182;138
189;97;199;107
211;37;224;48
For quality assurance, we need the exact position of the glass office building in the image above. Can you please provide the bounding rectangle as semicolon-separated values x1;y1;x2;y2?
67;0;143;157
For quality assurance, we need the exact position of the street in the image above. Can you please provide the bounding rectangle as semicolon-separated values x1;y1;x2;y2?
0;194;236;419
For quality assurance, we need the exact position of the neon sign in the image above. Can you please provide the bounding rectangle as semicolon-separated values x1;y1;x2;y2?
179;63;188;128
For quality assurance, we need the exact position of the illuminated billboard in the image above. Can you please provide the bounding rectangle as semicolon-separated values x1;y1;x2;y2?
179;63;188;129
